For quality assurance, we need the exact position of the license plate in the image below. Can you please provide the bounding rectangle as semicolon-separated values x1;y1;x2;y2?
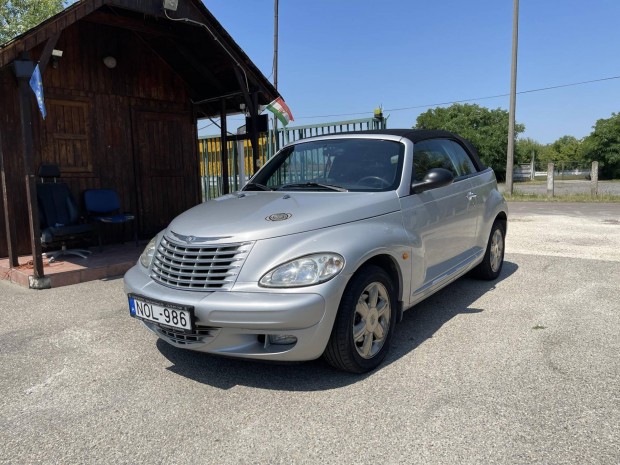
128;294;194;332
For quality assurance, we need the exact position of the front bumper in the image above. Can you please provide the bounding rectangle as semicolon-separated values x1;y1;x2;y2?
123;265;343;361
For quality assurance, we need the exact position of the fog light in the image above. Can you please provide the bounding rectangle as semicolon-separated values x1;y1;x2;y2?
268;335;297;345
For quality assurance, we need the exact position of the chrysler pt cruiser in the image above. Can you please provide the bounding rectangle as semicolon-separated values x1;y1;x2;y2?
124;130;508;373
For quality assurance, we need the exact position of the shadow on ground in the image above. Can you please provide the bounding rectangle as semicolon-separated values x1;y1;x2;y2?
157;261;518;391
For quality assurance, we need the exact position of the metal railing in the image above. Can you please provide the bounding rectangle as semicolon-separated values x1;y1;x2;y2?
276;116;387;147
198;134;272;201
198;116;387;201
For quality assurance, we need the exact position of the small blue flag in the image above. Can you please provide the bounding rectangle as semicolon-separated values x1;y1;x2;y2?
29;64;46;119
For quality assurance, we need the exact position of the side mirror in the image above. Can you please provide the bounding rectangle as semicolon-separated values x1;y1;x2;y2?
411;168;454;194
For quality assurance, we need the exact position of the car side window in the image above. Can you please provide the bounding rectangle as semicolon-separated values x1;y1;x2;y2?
446;141;478;177
412;139;460;182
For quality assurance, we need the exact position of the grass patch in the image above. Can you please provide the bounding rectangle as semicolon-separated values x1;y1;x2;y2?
506;191;620;203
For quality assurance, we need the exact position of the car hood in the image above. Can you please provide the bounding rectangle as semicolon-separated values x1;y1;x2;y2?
165;191;401;243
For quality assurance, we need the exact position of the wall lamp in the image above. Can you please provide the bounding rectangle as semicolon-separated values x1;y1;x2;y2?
103;56;117;69
51;49;63;69
163;0;178;11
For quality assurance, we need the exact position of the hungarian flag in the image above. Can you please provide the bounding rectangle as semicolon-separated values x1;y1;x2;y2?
266;97;294;126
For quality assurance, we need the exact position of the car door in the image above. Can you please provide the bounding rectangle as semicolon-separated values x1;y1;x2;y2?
400;138;478;300
444;139;486;248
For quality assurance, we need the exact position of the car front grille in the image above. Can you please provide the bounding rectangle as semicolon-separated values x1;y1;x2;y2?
150;236;253;291
155;325;221;345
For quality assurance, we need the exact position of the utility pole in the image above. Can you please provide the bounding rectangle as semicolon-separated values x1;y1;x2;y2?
506;0;519;195
273;0;279;150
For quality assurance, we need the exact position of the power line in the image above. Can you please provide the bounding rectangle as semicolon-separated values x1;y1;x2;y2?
198;116;245;132
198;118;236;135
197;73;620;131
294;74;620;120
197;121;216;131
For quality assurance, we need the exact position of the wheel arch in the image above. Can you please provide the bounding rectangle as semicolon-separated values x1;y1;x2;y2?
495;210;508;234
354;253;404;323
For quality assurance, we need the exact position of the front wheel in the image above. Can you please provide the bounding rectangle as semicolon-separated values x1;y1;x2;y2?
474;220;506;280
324;265;396;373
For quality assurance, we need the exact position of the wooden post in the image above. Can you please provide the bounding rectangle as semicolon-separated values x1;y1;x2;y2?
250;92;260;173
236;125;246;189
14;57;45;281
591;161;599;198
232;67;261;175
25;175;44;280
219;99;229;195
530;153;535;181
547;163;554;198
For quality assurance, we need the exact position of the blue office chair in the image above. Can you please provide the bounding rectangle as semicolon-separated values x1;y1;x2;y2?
83;189;137;251
37;164;93;263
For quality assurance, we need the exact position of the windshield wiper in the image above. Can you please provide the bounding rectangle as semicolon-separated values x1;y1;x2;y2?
243;182;273;191
277;182;348;192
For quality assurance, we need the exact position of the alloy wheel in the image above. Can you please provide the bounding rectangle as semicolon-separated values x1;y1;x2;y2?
352;282;391;359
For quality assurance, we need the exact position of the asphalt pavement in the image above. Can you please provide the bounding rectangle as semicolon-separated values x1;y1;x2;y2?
1;202;618;464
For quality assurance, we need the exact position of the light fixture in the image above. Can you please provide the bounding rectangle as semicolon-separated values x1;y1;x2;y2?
102;56;117;69
51;49;63;69
163;0;178;11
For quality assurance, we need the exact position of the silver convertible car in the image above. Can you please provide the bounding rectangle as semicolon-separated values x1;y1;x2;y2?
124;129;507;373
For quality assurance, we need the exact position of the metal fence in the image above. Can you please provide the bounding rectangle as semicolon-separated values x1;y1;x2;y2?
198;116;387;201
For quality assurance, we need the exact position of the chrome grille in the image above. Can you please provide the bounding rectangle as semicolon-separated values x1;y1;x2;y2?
151;237;253;291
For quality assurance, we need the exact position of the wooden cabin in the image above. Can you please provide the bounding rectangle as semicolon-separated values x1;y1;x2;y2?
0;0;279;284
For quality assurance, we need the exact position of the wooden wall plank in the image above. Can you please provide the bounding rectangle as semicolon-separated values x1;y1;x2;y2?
0;68;31;256
1;18;198;256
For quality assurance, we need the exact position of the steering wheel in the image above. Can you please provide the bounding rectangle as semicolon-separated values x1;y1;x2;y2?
357;176;391;188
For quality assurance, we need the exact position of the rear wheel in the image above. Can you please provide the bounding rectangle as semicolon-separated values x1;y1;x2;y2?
324;265;396;373
474;220;505;280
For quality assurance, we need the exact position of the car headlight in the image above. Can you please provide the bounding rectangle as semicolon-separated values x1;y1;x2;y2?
259;253;345;288
139;236;158;269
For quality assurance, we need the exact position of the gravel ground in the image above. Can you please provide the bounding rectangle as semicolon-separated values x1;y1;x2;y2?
0;203;618;464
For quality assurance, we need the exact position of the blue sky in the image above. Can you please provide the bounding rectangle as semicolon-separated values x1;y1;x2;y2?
200;0;620;144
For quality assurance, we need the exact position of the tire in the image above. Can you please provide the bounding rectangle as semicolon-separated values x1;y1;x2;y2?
324;265;396;373
474;220;506;280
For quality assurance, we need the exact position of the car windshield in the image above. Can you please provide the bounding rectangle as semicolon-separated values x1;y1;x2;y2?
245;138;405;192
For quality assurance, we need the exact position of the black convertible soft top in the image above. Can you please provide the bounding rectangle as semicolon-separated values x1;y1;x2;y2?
334;129;486;171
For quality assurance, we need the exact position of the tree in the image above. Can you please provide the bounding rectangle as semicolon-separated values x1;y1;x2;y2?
414;103;525;179
515;137;545;165
542;135;583;166
581;112;620;179
0;0;66;45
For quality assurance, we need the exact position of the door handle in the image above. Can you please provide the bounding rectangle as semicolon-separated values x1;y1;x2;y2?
466;192;477;201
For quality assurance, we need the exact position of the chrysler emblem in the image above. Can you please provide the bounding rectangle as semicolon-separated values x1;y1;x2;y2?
266;213;292;222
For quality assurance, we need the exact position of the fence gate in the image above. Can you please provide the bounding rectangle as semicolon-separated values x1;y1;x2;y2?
198;116;387;201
